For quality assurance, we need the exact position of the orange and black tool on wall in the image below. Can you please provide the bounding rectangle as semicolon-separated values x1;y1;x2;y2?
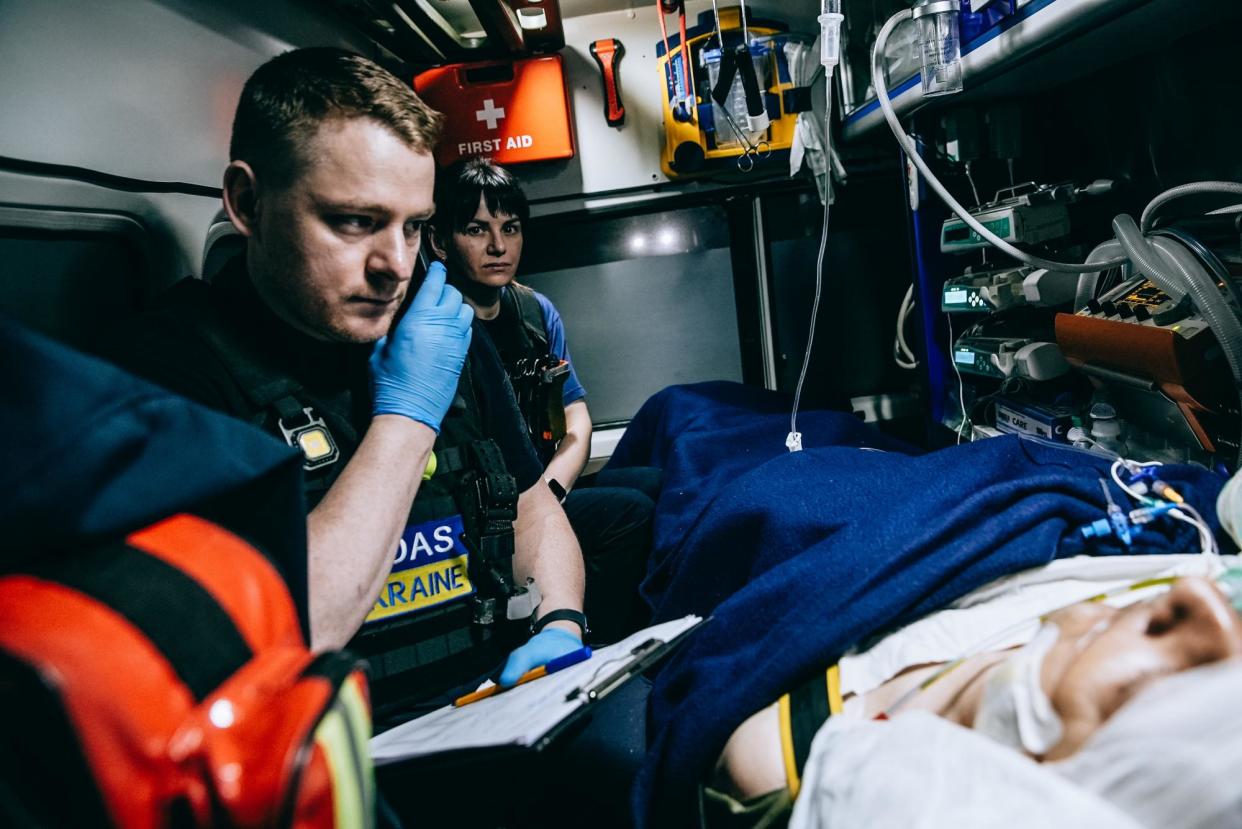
589;38;626;127
0;514;373;829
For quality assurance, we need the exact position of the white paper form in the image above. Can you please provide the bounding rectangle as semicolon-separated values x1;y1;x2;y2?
369;615;702;765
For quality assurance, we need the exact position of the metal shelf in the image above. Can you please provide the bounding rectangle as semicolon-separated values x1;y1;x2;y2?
842;0;1236;142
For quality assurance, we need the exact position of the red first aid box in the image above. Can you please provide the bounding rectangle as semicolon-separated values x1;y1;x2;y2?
414;55;576;167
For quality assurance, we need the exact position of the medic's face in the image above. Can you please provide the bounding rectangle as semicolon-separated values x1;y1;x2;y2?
1039;577;1242;760
446;195;524;289
246;117;435;343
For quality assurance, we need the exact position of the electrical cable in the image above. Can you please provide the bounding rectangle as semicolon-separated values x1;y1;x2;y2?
947;314;969;444
964;159;989;265
894;283;919;370
870;11;1127;275
964;159;983;207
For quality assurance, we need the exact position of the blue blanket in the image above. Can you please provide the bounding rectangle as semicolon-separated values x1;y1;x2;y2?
609;383;1224;829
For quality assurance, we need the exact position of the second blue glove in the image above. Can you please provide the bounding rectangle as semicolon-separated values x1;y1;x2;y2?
498;628;583;688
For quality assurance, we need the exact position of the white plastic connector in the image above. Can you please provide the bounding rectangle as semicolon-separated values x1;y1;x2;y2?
819;1;844;74
786;431;804;452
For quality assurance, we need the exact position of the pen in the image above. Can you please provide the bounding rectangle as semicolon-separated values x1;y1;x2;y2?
453;646;592;707
565;638;664;703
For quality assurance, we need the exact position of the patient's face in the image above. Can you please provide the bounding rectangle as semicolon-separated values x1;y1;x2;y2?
1039;576;1242;760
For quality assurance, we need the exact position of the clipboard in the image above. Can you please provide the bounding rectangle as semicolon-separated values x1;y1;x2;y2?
368;614;705;768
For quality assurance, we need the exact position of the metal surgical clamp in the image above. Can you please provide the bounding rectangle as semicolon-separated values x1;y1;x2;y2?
716;104;771;172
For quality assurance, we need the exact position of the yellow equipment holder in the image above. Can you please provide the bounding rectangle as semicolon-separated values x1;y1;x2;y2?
656;7;812;178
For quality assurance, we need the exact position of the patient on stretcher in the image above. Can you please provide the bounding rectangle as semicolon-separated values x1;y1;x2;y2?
616;383;1238;827
711;555;1242;828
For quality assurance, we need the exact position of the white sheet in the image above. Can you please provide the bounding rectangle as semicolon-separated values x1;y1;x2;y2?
788;712;1140;829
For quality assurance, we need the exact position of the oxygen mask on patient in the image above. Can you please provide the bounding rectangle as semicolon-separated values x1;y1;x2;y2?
972;622;1064;756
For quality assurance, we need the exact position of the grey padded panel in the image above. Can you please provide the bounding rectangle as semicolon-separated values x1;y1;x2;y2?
521;248;743;424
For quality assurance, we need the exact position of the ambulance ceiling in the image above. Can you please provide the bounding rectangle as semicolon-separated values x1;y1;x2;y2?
320;0;569;65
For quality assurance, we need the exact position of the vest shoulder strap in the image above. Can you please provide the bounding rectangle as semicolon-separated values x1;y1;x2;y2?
506;282;551;356
165;278;306;419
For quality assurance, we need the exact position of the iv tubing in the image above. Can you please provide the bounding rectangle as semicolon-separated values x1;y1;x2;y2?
871;10;1127;274
789;81;833;448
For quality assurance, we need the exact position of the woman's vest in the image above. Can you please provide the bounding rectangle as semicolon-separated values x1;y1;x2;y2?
492;283;571;462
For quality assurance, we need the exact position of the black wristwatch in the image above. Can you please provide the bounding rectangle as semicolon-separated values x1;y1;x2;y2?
531;608;589;638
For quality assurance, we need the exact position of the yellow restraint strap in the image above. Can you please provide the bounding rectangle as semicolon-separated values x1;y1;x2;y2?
778;664;843;800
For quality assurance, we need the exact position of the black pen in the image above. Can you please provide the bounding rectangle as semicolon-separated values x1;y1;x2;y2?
566;638;662;703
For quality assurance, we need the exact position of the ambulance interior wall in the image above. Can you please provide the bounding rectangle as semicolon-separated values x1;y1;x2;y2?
0;0;374;289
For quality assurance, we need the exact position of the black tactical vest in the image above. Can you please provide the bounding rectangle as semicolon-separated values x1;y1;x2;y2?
167;273;523;715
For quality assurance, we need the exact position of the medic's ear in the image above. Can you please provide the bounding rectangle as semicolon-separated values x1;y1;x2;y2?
426;222;449;262
222;161;260;238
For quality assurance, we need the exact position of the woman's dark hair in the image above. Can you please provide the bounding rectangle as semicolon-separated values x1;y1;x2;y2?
432;157;529;236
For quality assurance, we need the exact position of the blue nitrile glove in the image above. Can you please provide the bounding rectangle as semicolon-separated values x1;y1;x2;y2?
370;261;475;431
498;628;582;688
